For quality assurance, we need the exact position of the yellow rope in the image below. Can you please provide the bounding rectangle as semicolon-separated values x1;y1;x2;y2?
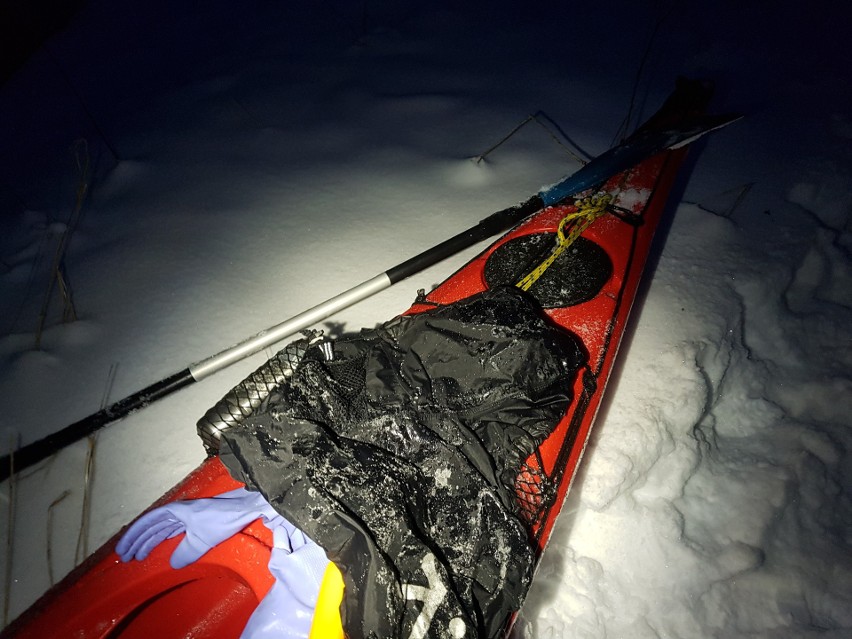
516;193;613;291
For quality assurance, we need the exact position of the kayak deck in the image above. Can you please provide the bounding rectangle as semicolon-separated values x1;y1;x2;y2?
414;149;684;551
3;143;688;638
4;460;271;638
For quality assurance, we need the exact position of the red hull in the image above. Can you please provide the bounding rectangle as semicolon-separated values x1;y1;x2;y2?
414;149;685;552
2;146;688;638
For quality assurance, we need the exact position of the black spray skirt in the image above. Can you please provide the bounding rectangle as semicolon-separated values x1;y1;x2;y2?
221;287;586;639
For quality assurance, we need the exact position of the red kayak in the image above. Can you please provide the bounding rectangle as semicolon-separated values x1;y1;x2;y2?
2;83;720;638
414;149;685;552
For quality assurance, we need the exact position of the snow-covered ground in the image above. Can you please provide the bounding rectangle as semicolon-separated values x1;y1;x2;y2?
1;1;850;636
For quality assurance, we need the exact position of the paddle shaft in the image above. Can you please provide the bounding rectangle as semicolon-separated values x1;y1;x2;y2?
1;80;737;481
0;196;543;482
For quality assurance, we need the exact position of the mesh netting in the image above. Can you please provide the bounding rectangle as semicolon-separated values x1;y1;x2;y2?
514;452;553;530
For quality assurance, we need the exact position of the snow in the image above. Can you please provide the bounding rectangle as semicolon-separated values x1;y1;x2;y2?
1;1;850;636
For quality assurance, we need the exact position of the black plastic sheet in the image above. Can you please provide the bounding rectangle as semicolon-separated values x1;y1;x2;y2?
221;287;586;638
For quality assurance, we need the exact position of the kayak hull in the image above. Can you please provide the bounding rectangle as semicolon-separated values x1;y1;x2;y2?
3;140;692;639
412;149;686;551
4;460;271;639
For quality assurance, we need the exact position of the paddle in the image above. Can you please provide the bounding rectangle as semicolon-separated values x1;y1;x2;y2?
0;82;738;482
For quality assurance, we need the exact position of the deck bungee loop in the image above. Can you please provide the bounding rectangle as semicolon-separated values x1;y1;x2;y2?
516;193;613;291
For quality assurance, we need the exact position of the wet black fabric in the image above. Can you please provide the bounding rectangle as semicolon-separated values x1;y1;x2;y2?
220;287;586;638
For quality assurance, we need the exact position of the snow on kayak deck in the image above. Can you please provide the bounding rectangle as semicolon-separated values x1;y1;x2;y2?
1;1;850;636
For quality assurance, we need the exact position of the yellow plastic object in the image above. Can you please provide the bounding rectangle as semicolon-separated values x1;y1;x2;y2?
309;562;345;638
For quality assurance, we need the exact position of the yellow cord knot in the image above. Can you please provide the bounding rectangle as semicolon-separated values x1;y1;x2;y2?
516;193;612;291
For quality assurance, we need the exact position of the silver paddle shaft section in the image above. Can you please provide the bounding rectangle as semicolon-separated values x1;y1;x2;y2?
189;273;391;381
